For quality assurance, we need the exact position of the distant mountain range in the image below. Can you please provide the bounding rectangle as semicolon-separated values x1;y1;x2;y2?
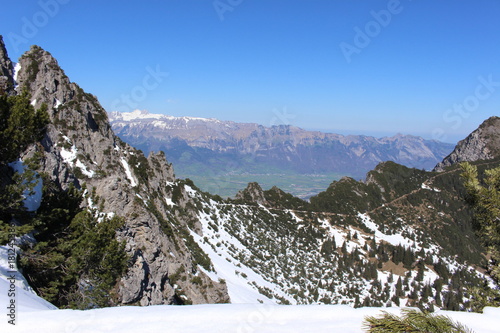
109;110;455;197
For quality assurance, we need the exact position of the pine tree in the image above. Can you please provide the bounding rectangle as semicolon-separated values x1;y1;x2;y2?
0;91;49;242
362;308;475;333
461;162;500;281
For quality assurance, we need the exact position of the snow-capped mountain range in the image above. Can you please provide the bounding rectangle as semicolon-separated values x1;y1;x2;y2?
108;110;454;197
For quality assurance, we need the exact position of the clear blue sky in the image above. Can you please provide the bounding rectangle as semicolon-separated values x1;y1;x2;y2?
1;0;500;143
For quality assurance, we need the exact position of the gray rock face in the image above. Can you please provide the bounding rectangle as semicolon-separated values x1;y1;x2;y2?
0;36;14;95
7;40;229;306
434;116;500;171
235;182;268;205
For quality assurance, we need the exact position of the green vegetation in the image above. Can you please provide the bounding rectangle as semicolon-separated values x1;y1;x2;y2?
0;91;49;242
20;185;128;309
363;308;474;333
461;162;500;281
177;171;343;199
0;90;49;164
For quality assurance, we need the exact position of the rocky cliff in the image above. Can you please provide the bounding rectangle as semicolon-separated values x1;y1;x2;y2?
434;116;500;171
6;41;229;305
0;36;14;95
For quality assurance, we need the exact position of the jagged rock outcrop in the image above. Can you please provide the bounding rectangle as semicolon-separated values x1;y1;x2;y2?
434;116;500;171
235;182;268;205
5;39;229;305
0;35;14;95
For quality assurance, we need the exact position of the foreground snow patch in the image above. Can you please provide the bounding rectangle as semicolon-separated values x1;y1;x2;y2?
0;303;498;333
0;244;498;333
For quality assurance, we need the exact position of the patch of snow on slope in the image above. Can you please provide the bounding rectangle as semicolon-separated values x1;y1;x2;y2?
421;182;441;192
60;144;95;178
0;246;57;312
75;159;95;178
13;62;21;86
358;213;414;248
120;157;137;187
191;203;291;304
60;144;77;164
184;185;198;197
54;98;62;108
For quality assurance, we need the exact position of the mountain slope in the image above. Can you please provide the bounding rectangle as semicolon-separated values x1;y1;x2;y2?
109;110;454;198
7;42;229;306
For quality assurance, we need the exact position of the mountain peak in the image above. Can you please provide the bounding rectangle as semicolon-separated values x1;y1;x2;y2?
15;44;77;111
434;116;500;171
234;182;268;205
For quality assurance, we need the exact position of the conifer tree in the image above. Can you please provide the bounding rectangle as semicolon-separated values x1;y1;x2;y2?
363;308;475;333
461;162;500;281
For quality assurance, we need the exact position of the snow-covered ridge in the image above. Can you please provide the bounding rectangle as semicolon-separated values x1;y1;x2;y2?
110;109;220;123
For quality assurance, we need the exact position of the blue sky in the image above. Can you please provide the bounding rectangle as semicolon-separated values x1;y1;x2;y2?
1;0;500;143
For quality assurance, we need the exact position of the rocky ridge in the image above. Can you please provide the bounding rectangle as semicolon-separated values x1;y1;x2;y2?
434;116;500;171
0;36;14;95
7;42;229;305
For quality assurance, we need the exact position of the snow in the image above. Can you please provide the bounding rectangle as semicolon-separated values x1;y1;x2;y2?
60;144;77;164
54;99;62;108
112;110;221;124
13;62;21;86
165;196;176;206
0;300;498;333
60;144;95;178
184;184;198;197
8;160;43;212
120;157;137;187
358;213;414;248
1;242;499;332
421;182;441;192
75;159;95;178
0;246;57;314
191;208;282;304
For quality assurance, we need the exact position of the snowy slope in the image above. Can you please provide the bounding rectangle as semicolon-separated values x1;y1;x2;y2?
0;301;498;333
0;246;56;312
